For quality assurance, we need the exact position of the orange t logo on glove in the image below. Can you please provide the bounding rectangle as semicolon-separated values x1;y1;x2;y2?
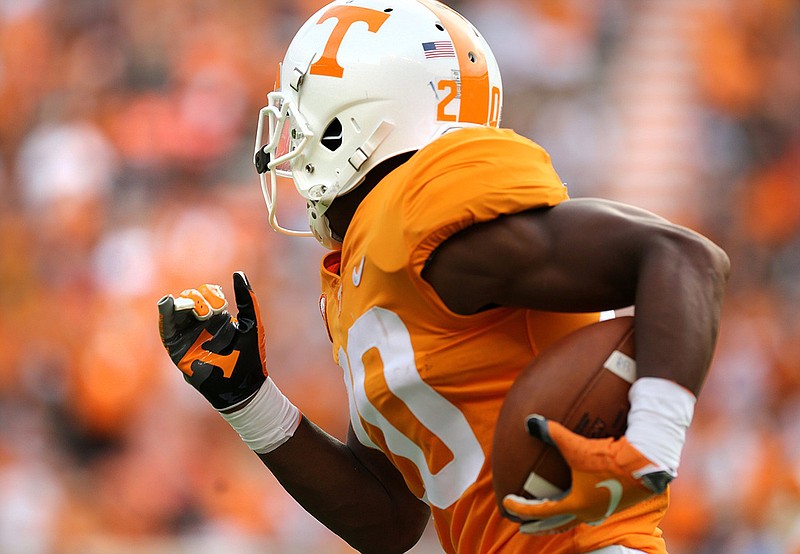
502;415;672;535
178;328;240;378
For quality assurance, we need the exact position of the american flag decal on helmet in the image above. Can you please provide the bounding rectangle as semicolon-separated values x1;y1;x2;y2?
422;41;455;59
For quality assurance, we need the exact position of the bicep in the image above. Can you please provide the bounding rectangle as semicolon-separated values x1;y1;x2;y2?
424;197;729;392
424;198;696;315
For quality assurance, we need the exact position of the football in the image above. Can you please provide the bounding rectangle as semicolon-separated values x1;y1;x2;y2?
492;316;637;514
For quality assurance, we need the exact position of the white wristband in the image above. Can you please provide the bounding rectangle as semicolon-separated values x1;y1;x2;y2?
626;377;696;477
219;377;301;454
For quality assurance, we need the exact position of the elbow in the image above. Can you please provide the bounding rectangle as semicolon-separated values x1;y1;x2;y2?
663;227;731;294
376;519;429;554
389;525;429;554
353;527;428;554
396;514;431;554
394;512;432;554
695;234;730;292
348;505;431;554
693;235;731;292
715;243;731;283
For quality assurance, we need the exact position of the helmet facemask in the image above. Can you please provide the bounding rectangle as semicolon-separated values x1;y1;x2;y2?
254;88;315;239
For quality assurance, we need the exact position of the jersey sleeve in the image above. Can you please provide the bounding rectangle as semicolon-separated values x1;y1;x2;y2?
404;127;569;270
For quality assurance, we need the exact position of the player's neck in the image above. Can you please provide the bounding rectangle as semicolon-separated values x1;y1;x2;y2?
326;151;415;241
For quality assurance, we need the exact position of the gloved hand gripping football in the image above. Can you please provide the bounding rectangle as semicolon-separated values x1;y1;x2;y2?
503;415;672;535
158;271;267;411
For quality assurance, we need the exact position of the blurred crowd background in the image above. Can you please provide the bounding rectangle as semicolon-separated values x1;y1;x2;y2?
0;0;798;552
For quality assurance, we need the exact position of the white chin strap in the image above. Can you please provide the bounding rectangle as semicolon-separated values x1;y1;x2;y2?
307;191;343;250
308;211;343;250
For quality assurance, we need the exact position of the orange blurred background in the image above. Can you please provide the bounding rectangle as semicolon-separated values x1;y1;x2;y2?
1;1;798;552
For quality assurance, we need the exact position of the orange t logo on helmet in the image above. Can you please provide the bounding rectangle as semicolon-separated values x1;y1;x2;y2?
310;5;391;78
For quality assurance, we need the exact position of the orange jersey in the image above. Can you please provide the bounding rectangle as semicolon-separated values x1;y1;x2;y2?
318;127;668;553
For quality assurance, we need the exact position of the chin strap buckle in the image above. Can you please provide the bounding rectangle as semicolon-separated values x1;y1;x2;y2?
347;120;395;171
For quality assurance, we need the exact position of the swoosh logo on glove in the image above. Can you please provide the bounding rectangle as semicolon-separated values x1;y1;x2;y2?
178;329;240;378
593;478;623;524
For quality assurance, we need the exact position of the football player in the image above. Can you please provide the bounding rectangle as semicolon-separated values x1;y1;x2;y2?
157;1;730;553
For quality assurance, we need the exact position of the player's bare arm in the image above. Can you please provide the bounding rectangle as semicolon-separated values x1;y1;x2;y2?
257;419;431;554
424;197;730;532
422;197;730;395
158;274;429;554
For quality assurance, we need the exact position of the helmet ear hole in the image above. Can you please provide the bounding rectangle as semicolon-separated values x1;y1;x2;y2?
321;118;343;151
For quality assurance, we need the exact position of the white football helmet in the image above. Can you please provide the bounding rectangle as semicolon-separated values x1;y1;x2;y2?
254;0;503;249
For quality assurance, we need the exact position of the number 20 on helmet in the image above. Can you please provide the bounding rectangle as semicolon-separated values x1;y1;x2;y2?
254;0;503;249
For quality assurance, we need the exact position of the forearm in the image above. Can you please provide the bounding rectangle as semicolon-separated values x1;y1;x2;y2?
632;226;730;395
257;417;430;554
619;227;728;478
